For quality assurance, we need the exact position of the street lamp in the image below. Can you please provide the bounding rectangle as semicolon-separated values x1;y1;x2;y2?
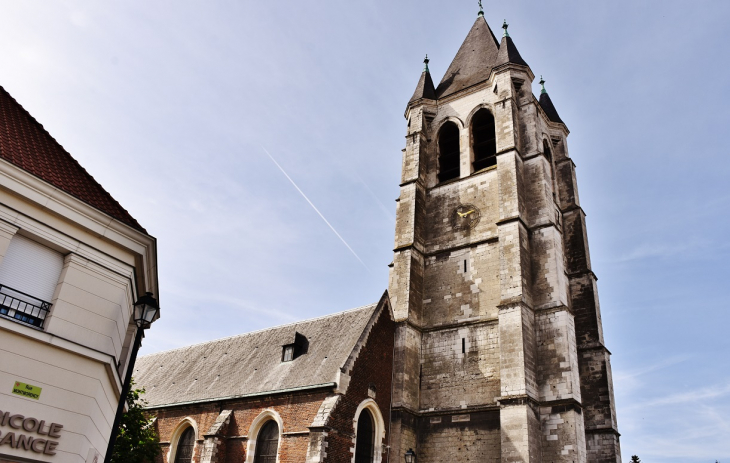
405;448;416;463
104;292;160;463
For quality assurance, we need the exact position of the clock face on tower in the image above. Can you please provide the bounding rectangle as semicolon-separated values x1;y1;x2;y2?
452;204;481;230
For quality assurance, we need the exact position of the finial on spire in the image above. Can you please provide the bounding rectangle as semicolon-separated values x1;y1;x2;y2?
478;0;484;16
540;76;547;94
423;54;430;73
502;20;510;37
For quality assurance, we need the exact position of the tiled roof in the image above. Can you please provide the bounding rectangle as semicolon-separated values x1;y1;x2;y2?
135;302;383;408
0;86;146;233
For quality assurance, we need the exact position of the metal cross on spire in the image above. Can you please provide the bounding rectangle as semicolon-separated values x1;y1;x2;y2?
423;54;430;73
540;76;547;94
478;0;484;16
502;20;510;37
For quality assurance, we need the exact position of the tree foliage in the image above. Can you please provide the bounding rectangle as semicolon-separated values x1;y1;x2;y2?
630;456;641;463
110;379;159;463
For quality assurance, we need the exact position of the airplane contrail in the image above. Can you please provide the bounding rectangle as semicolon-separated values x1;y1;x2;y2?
261;146;370;272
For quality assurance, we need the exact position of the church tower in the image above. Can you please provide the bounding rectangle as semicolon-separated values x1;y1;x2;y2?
388;9;621;463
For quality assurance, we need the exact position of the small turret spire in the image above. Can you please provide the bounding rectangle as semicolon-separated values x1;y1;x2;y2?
478;0;484;17
540;76;547;94
423;54;430;73
502;20;510;37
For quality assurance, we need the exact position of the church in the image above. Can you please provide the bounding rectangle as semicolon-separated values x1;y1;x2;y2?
135;8;621;463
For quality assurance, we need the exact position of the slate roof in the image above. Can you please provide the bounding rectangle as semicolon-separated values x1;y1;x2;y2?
135;302;382;408
539;92;565;125
0;86;146;233
409;70;436;104
495;36;528;68
436;16;501;99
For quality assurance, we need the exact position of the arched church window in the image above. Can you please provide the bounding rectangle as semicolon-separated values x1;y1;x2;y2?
254;420;279;463
354;409;375;463
472;109;497;171
438;122;460;182
174;427;195;463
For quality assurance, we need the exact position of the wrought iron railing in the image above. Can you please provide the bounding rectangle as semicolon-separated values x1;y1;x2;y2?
0;284;52;329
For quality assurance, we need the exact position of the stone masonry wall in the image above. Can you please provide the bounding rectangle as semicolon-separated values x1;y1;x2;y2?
420;323;500;410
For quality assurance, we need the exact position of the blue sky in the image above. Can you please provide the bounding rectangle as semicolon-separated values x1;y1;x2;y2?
1;1;728;461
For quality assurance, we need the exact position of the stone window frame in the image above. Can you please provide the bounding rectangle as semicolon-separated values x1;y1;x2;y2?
351;399;386;463
167;417;199;463
541;134;559;205
432;117;465;184
245;409;284;463
464;103;498;174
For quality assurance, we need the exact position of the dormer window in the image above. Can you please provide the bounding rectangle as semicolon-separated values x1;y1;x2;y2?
282;345;295;362
281;332;308;362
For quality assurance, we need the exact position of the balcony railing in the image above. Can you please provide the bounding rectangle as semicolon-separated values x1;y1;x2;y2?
0;284;52;329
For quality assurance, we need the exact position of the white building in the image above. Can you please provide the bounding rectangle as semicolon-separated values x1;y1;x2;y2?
0;85;159;463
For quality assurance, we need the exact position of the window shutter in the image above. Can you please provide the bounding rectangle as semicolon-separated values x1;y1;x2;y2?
0;235;64;302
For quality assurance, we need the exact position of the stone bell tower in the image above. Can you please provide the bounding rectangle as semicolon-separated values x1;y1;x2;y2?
387;9;621;463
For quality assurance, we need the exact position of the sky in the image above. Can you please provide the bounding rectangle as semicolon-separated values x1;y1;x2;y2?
1;1;729;461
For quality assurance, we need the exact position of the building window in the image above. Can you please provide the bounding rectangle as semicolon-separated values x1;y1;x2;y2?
174;427;195;463
471;109;497;172
355;409;375;463
543;139;557;201
0;234;63;329
438;122;461;183
281;332;308;362
282;345;294;362
254;420;279;463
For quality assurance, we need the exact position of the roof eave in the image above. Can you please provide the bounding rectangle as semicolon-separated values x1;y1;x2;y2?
143;382;338;410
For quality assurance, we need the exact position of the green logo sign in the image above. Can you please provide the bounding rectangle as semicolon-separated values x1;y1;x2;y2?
12;381;42;400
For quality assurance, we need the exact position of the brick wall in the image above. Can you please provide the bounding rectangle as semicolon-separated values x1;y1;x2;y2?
325;307;395;463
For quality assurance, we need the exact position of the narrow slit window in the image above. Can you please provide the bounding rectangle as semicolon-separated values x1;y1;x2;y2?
464;260;467;273
472;109;497;172
462;338;466;354
438;122;461;183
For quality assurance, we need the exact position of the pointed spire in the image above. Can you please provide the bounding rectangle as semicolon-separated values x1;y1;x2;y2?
408;55;436;105
538;77;564;124
495;22;528;68
478;0;484;17
435;15;500;99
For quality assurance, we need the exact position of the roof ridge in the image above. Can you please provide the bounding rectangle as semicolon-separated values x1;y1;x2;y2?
0;85;146;233
139;301;380;358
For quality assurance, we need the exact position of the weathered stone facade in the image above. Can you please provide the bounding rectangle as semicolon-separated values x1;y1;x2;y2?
388;14;620;463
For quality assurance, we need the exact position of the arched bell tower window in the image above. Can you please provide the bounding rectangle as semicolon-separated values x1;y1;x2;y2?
471;109;497;171
543;139;557;200
355;409;375;463
254;420;280;463
173;427;195;463
438;122;460;183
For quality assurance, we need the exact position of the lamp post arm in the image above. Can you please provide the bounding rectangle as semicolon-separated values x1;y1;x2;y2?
104;326;144;463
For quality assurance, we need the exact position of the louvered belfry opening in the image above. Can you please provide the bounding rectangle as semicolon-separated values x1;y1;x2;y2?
254;421;280;463
355;409;375;463
471;109;497;171
174;427;195;463
438;122;461;182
